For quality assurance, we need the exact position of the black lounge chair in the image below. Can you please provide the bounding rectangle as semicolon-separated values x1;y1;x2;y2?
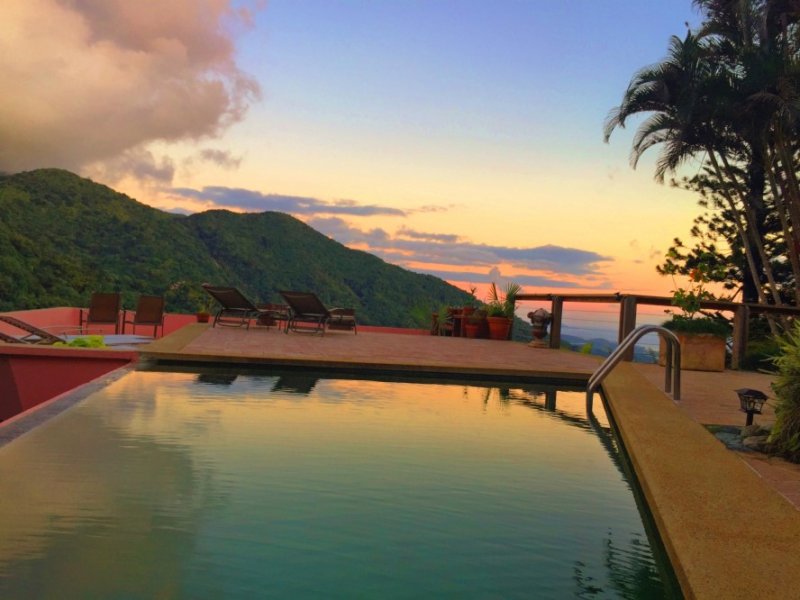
122;295;165;337
0;315;66;344
80;292;121;334
279;291;357;335
202;285;279;329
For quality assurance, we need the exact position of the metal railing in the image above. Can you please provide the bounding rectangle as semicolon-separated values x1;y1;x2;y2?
586;325;681;411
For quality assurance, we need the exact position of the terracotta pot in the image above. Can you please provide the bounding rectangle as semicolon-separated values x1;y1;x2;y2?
196;312;211;323
464;322;480;338
486;316;511;340
658;332;726;371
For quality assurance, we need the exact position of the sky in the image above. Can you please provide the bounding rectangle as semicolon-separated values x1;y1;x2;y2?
0;0;708;300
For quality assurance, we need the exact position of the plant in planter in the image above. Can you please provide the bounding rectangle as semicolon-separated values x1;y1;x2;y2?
464;307;487;338
462;285;479;318
485;282;521;340
660;261;730;371
195;288;216;323
167;280;213;322
432;304;456;336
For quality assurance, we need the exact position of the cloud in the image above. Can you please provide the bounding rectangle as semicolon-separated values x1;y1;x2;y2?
197;149;243;170
84;148;176;185
308;217;611;276
629;239;663;263
409;204;457;214
397;226;460;243
173;186;407;216
411;268;593;288
0;0;260;177
164;206;193;216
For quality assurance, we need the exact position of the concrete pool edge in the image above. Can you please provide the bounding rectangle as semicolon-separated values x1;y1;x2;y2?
602;362;800;600
0;365;135;448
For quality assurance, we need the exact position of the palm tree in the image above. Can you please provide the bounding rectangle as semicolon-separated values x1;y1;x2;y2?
607;1;800;315
694;0;800;303
604;31;780;321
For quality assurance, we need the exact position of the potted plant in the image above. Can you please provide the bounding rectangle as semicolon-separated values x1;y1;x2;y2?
190;285;214;323
659;261;730;371
464;307;487;338
462;285;478;318
485;282;521;340
167;280;213;323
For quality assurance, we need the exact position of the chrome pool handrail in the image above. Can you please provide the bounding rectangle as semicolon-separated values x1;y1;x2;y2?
586;325;681;410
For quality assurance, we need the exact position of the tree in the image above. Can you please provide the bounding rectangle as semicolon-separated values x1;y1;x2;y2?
606;0;800;322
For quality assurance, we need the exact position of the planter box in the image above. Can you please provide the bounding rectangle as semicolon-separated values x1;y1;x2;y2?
659;332;726;372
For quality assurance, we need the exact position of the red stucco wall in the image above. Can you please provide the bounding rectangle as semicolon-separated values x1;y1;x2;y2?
0;346;136;421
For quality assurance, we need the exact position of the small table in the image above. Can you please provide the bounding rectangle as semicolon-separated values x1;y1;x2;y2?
256;304;290;329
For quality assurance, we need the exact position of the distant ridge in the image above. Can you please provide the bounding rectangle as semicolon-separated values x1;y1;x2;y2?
0;169;471;327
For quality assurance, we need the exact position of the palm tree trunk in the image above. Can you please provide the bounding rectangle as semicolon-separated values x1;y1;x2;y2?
706;148;780;335
718;152;784;307
773;129;800;260
766;145;800;304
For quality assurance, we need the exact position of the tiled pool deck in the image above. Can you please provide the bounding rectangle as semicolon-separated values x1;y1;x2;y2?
136;325;800;598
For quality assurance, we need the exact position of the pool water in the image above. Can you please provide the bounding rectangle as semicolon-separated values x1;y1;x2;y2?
0;370;681;598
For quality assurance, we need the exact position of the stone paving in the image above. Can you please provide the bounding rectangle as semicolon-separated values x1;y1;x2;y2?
144;323;603;380
633;362;800;509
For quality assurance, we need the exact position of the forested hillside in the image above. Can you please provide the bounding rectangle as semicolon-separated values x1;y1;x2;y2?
0;169;471;327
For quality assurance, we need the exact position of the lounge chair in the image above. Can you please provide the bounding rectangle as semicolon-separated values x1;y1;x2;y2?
80;292;121;334
122;295;165;337
201;285;279;329
0;330;23;344
0;315;66;344
279;291;357;335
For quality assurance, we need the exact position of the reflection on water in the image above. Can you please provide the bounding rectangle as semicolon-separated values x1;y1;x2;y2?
197;373;238;386
0;369;680;599
271;374;319;395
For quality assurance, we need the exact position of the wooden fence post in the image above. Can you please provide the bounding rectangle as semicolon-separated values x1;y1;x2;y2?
731;304;750;370
619;296;637;361
549;296;563;349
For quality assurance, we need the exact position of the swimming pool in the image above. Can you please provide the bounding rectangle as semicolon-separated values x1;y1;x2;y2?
0;369;681;598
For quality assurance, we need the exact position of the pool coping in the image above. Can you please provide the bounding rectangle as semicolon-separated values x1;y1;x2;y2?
602;363;800;600
63;325;800;597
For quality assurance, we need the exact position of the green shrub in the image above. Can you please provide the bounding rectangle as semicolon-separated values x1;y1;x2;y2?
53;335;106;348
740;337;781;372
661;315;730;338
768;320;800;463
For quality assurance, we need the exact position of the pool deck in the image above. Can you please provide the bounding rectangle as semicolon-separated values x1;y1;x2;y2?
141;324;800;599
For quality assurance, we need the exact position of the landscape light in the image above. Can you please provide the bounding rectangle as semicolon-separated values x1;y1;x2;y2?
735;388;767;427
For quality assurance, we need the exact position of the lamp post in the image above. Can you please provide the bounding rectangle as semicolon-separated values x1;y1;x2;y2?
735;388;767;426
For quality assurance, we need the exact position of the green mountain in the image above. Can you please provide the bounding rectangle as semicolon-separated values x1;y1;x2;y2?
0;169;472;327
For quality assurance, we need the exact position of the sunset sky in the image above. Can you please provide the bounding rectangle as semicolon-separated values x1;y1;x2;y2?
1;0;707;299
